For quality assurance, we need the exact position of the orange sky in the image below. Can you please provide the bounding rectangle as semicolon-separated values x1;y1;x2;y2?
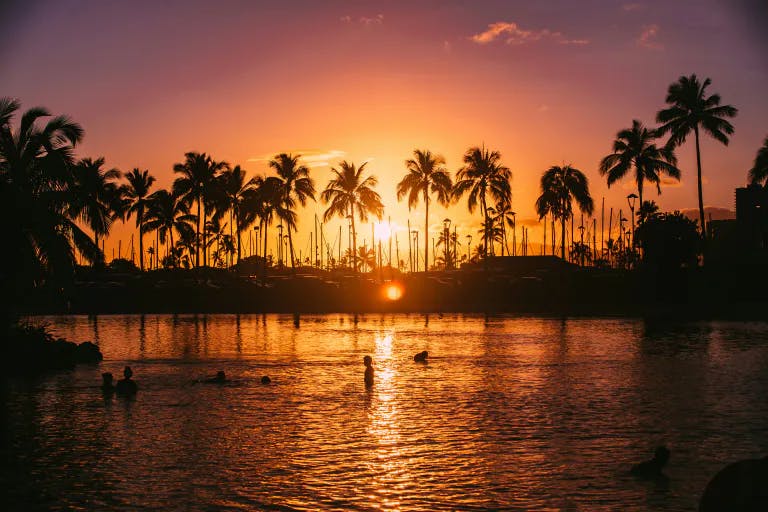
2;0;766;264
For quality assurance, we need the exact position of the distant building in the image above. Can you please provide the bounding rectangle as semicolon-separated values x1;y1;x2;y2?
710;185;768;262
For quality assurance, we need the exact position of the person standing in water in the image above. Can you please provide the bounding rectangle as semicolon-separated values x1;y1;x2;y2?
363;355;374;388
116;366;138;395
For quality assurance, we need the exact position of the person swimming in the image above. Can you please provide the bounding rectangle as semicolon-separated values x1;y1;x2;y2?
631;446;670;478
115;366;138;395
101;372;116;394
414;350;428;363
261;375;271;384
363;355;374;388
203;370;227;384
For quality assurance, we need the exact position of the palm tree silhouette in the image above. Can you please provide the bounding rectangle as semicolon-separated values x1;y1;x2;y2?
122;168;156;271
535;165;594;260
599;120;680;212
144;189;196;267
70;157;122;262
656;74;737;233
453;146;511;260
269;154;316;270
0;97;96;292
490;200;516;255
173;152;228;267
396;149;453;272
748;136;768;186
637;200;660;224
322;161;383;274
214;165;259;264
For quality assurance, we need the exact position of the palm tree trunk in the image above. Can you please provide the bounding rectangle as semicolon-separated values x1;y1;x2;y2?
561;215;566;261
138;213;145;271
694;125;706;235
481;190;488;258
424;188;429;274
351;204;358;274
287;226;296;271
170;230;175;267
202;200;207;267
235;207;241;264
196;198;201;267
262;219;268;280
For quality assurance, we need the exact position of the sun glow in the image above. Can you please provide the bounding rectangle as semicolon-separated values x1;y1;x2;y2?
374;222;392;242
384;282;404;301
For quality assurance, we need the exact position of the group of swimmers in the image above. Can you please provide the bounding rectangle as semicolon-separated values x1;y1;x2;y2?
100;367;272;396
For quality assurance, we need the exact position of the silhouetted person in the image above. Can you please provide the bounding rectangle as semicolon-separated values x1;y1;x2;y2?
631;446;670;478
261;375;271;384
204;370;226;384
699;456;768;511
116;366;138;395
101;372;116;394
363;355;374;388
414;350;428;363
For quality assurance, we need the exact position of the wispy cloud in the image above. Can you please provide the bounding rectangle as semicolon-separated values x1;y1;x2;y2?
622;3;645;11
248;149;346;168
340;14;384;26
470;21;588;46
637;24;664;50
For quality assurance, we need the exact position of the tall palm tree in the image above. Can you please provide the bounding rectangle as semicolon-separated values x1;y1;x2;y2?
123;168;156;271
269;153;316;270
322;161;384;274
599;120;680;211
214;165;259;264
397;149;453;272
656;74;737;233
490;200;516;255
453;146;511;259
535;165;594;260
173;152;228;267
144;189;196;267
0;97;93;297
748;136;768;186
70;157;121;259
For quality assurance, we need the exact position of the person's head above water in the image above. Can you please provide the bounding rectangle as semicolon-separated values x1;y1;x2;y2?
101;372;114;386
123;366;133;379
216;371;226;381
363;355;372;367
261;375;271;384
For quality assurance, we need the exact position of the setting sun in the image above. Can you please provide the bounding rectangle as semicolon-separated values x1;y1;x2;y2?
374;221;392;242
384;282;403;301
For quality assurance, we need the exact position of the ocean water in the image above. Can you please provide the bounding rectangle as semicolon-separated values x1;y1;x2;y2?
3;314;768;511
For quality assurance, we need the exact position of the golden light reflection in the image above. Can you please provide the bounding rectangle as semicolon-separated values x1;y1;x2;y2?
383;282;404;301
373;221;391;242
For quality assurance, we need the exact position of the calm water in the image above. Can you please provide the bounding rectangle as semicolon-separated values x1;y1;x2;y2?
3;315;768;511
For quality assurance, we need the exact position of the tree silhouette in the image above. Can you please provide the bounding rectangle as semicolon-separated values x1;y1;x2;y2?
173;152;228;267
144;189;196;267
656;74;737;234
122;168;156;271
453;146;511;260
322;161;383;274
535;165;594;260
490;200;515;255
748;136;768;186
599;120;680;212
0;97;94;295
214;165;259;264
397;149;453;272
269;153;315;271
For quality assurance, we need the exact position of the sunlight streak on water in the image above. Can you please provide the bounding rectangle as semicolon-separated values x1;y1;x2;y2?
4;314;768;511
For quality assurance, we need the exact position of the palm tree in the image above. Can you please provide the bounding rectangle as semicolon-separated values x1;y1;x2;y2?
490;200;516;255
656;74;738;233
0;97;94;297
122;168;156;271
599;120;680;212
322;161;384;274
397;149;453;272
69;157;122;261
269;153;316;270
144;189;196;267
637;200;660;224
453;146;511;259
535;165;594;260
748;136;768;186
173;152;228;267
214;165;259;264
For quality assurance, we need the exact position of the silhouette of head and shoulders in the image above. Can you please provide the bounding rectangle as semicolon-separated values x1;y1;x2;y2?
414;350;428;363
631;446;670;479
101;372;116;395
363;355;374;387
115;366;138;396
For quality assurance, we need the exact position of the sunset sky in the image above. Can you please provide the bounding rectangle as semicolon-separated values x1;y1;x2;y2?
2;0;766;263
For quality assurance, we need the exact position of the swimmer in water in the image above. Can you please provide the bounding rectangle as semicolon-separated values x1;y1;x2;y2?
204;370;227;384
363;355;374;387
101;372;116;395
414;350;428;363
261;375;271;384
115;366;138;395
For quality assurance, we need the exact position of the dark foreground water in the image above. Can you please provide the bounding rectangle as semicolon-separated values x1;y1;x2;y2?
2;315;768;511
